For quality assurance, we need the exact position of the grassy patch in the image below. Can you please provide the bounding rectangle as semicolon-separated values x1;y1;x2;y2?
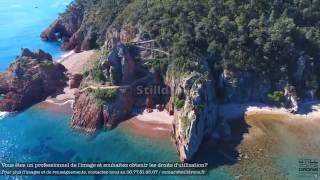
267;91;285;103
175;99;185;110
92;88;118;105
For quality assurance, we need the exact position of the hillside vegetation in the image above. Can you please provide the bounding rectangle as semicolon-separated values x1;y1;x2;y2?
62;0;320;98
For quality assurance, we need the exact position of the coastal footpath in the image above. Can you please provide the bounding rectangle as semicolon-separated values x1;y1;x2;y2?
39;0;320;162
0;0;319;164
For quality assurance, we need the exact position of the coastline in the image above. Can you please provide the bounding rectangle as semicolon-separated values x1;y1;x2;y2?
121;110;174;140
0;111;10;119
219;101;320;122
41;50;174;140
220;103;320;179
40;50;320;160
43;50;97;107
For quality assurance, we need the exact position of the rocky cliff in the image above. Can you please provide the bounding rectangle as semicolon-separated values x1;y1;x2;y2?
166;69;218;161
41;0;131;52
71;87;135;132
0;49;67;111
43;0;320;162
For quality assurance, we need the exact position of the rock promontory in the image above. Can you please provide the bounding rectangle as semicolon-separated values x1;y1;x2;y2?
0;48;67;111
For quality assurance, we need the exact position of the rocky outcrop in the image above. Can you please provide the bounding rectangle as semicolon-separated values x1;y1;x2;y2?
71;88;134;131
103;89;135;128
166;65;218;162
71;92;104;132
40;2;86;52
41;0;131;53
219;70;271;103
105;24;140;48
0;48;67;112
100;42;135;85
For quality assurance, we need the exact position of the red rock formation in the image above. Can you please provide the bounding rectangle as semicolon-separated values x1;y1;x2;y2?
40;3;86;52
103;91;135;128
71;92;104;133
71;88;135;131
0;48;67;112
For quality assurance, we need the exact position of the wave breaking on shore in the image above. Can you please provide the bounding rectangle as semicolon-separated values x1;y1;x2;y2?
0;111;10;119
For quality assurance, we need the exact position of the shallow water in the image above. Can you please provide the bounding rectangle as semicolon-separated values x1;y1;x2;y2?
0;1;232;178
0;105;231;180
243;113;320;179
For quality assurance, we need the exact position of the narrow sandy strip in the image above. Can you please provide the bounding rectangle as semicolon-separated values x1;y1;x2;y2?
133;109;174;124
219;102;320;122
44;50;97;105
59;50;96;75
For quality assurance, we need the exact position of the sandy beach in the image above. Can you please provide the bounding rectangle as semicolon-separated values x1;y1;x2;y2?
59;50;97;74
121;109;174;139
44;50;98;105
42;49;320;175
219;101;320;122
40;50;175;140
218;103;320;179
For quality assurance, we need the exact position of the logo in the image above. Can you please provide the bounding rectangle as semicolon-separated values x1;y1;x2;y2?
298;159;319;179
136;85;170;95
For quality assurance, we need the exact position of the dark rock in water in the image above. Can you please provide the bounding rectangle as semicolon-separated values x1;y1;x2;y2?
0;48;67;112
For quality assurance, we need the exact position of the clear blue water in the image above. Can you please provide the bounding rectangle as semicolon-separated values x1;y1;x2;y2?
0;1;231;179
0;107;178;180
0;0;71;71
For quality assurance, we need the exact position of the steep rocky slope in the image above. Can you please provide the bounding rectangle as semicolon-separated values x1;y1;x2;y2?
0;49;67;112
42;0;320;162
40;0;131;52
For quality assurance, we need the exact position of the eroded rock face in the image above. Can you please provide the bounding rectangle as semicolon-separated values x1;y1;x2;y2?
100;43;135;85
167;71;218;162
219;70;271;103
103;89;135;128
105;24;140;48
0;48;67;112
71;89;134;131
40;2;89;52
71;92;104;132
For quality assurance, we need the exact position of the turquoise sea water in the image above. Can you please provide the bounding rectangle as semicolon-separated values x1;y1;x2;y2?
0;1;231;179
0;107;177;180
0;0;71;71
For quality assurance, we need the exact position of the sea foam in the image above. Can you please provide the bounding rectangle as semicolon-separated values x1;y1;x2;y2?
0;111;9;119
